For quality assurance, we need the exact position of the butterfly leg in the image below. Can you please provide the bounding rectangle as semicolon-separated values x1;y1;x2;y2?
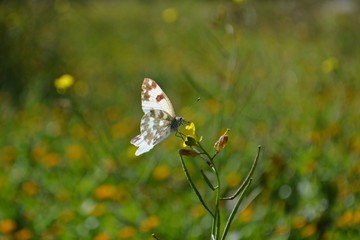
175;131;187;141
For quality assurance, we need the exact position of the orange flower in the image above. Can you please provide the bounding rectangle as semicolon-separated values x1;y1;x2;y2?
0;219;16;234
94;184;128;202
292;216;306;229
15;228;33;240
140;216;160;232
94;184;117;201
190;204;206;218
94;233;110;240
1;146;17;164
301;224;316;238
22;181;39;196
226;172;241;188
153;164;170;181
238;205;253;223
118;226;137;239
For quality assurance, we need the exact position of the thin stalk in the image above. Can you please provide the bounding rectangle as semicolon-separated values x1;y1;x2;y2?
196;143;222;238
220;146;261;239
152;234;160;240
179;154;214;217
211;164;221;239
221;146;261;200
221;178;252;240
201;170;217;191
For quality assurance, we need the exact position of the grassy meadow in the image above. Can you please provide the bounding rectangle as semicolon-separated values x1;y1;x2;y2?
1;0;360;239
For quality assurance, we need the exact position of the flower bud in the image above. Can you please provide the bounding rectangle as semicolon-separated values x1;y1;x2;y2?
184;136;198;147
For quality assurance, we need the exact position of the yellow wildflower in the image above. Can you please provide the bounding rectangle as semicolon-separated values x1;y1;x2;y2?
162;8;178;23
185;122;196;136
226;171;241;188
54;74;74;93
322;57;338;74
205;99;220;114
182;122;202;147
65;144;85;161
41;152;61;168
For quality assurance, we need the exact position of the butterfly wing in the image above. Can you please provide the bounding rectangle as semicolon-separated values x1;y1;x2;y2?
141;78;176;117
130;109;174;156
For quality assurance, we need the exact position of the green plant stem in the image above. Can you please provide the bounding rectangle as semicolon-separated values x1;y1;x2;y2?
152;233;160;240
196;142;222;239
201;170;217;190
220;178;252;240
212;164;221;239
221;145;261;200
220;146;261;239
179;154;214;217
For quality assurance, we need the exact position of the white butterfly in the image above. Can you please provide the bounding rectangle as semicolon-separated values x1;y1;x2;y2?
131;78;187;156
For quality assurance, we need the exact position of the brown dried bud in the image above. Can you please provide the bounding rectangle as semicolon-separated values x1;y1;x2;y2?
179;149;198;157
214;129;229;152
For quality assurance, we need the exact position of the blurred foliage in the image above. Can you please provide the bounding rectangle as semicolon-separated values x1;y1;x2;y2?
1;0;360;239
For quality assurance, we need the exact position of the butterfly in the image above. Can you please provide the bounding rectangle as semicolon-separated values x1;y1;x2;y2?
131;78;187;156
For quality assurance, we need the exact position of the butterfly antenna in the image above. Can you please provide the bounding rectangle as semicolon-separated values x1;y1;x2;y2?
180;96;201;121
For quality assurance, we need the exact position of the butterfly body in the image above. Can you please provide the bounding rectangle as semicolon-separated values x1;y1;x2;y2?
131;78;185;156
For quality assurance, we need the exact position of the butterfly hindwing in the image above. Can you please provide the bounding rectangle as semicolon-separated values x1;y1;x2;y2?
131;109;173;156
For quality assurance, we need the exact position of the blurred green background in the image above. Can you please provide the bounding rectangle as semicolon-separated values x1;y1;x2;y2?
1;0;360;239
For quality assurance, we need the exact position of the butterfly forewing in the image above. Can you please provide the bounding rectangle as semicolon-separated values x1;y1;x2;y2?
141;78;176;117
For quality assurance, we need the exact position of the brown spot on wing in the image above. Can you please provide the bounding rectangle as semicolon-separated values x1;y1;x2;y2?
151;81;157;88
156;94;165;102
143;92;150;100
142;78;158;101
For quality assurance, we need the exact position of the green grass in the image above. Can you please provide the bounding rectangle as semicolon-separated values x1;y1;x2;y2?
1;1;360;239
